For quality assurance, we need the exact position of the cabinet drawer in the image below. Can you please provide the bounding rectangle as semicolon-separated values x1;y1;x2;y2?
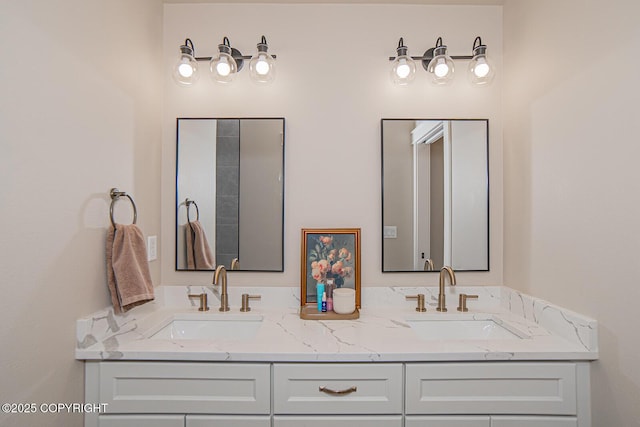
491;416;578;427
98;362;270;414
98;415;184;427
273;363;403;414
406;416;490;427
273;415;403;427
406;363;577;415
186;415;271;427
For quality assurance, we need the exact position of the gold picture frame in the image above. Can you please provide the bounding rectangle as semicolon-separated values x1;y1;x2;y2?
300;228;361;319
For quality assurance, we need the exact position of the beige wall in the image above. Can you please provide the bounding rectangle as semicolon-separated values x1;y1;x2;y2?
161;3;504;287
0;0;162;426
503;0;640;424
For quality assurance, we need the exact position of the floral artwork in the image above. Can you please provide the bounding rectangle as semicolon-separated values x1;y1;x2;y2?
301;228;361;305
309;235;354;287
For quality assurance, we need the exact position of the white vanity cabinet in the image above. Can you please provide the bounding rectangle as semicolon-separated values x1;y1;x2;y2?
85;361;591;427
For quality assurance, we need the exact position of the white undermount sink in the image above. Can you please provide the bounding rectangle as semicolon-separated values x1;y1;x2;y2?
407;317;528;340
148;314;263;340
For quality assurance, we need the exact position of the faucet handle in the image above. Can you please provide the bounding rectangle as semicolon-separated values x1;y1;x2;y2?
188;293;210;311
406;294;427;312
240;294;261;312
457;294;478;312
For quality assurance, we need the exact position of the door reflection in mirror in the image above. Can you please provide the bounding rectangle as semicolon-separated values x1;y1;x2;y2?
382;119;488;272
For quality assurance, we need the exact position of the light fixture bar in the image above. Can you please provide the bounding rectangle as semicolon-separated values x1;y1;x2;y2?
388;35;494;86
388;54;472;61
174;36;278;87
195;54;277;61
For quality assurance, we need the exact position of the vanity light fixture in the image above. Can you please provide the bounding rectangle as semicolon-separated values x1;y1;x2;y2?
390;38;417;86
426;37;455;85
249;36;276;84
468;37;495;85
173;36;277;86
210;37;239;84
173;38;199;86
389;36;495;87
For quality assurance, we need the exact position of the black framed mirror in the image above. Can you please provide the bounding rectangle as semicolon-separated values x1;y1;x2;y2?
176;118;285;271
381;119;489;272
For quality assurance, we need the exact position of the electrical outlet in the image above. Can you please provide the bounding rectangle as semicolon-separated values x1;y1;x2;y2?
147;235;157;261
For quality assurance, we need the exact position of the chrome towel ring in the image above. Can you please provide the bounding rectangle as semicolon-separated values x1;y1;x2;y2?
185;198;199;224
110;188;138;227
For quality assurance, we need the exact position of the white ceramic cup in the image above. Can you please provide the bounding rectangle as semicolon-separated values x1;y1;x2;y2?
333;288;356;314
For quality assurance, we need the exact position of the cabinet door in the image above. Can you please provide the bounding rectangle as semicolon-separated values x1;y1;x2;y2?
273;415;403;427
186;415;271;427
491;416;578;427
98;415;184;427
406;416;490;427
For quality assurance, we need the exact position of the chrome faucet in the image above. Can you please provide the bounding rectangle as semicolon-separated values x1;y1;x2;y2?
213;265;230;312
436;266;456;312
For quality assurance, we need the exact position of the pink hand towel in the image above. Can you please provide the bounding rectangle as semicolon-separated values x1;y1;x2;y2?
106;224;154;314
185;220;215;270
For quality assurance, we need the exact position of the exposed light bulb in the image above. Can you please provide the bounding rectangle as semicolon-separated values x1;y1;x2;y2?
434;60;450;78
172;39;199;86
473;61;490;78
255;58;270;75
396;61;411;79
216;59;231;77
250;36;276;84
178;62;194;78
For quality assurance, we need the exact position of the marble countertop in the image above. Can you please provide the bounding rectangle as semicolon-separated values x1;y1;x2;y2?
76;286;598;362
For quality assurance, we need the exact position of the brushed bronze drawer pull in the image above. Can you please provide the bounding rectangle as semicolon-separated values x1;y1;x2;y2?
318;385;357;396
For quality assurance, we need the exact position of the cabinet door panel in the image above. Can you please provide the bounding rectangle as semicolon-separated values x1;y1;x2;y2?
491;416;578;427
406;362;577;415
273;415;403;427
406;415;490;427
186;415;271;427
98;415;184;427
98;362;270;414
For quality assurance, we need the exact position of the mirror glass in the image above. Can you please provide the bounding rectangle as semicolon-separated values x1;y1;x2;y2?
382;119;489;272
176;118;284;271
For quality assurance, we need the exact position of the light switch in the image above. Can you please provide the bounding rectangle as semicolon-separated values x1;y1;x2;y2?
384;226;397;239
147;235;157;261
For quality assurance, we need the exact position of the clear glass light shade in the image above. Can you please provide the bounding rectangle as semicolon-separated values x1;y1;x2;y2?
250;51;276;84
390;39;416;86
427;50;455;85
173;43;199;86
468;51;495;86
391;56;416;85
210;51;237;84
